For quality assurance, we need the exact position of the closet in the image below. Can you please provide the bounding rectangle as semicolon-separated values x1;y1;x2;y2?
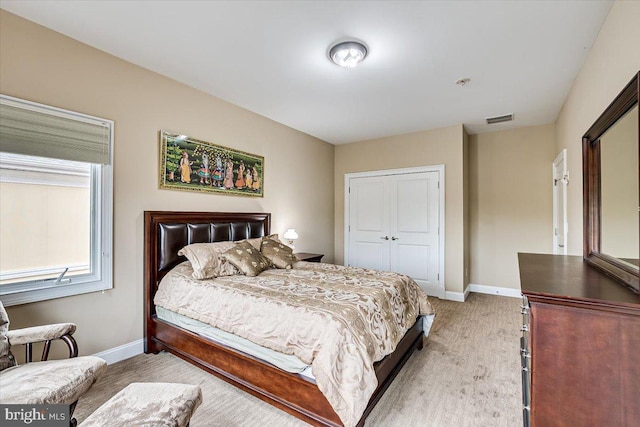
345;166;444;298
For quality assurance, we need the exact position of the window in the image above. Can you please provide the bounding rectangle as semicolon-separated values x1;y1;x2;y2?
0;95;113;306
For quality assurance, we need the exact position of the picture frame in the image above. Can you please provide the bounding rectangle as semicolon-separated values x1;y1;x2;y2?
159;130;264;198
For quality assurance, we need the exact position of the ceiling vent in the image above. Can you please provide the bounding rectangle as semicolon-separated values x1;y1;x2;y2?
486;114;514;124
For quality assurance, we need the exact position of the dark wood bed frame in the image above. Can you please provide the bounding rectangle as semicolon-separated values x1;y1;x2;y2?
144;211;424;427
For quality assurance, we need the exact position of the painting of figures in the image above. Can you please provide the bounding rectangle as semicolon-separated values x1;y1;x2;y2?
159;130;264;197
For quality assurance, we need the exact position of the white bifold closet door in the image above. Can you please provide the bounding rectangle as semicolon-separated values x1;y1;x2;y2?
347;170;443;297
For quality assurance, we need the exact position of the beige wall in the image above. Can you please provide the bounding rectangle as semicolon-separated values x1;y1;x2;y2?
469;124;555;289
0;11;335;356
555;0;640;256
334;125;466;295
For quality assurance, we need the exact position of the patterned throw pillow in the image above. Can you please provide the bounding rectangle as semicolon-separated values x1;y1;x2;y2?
221;241;271;277
0;301;16;372
178;242;240;279
260;237;298;269
244;234;279;250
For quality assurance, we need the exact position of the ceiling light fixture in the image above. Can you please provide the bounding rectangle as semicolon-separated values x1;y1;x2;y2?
329;41;368;69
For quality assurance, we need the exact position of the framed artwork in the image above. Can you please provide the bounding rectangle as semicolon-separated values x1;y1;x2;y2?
159;130;264;198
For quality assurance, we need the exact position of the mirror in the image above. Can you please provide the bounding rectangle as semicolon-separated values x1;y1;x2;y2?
583;72;639;293
600;105;639;267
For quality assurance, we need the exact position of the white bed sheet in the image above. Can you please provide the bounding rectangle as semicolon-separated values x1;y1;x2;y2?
156;306;316;381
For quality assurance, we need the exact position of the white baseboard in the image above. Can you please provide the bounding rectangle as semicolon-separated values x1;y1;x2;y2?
468;283;522;299
444;290;466;302
92;338;144;365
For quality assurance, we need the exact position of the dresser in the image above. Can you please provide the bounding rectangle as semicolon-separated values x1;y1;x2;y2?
518;253;640;427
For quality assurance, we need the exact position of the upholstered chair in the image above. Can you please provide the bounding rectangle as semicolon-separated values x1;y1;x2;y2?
0;301;107;426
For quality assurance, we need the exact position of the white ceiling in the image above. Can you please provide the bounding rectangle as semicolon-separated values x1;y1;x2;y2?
1;1;613;144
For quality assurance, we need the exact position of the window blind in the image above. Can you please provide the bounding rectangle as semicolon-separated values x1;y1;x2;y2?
0;95;112;164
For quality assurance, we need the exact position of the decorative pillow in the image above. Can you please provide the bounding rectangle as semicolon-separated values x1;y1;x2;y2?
0;302;16;372
178;243;221;279
221;241;271;277
260;237;298;269
244;234;279;250
178;241;240;279
207;241;250;276
244;237;263;250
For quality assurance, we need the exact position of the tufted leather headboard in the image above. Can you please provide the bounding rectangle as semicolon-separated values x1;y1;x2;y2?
145;211;270;277
144;211;271;322
156;219;268;272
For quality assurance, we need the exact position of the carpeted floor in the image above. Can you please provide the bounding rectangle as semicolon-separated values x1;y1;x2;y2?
74;293;522;426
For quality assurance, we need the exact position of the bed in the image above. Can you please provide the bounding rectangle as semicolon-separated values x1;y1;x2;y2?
144;211;433;427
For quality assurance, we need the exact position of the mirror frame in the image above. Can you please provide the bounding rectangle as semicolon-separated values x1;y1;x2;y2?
583;71;639;293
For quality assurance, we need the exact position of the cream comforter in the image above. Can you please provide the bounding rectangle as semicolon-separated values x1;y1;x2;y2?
154;261;434;427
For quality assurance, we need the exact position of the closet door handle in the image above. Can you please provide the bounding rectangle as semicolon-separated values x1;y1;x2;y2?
391;236;399;241
381;236;389;240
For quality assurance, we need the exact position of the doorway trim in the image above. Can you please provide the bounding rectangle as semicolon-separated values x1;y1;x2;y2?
344;165;445;294
552;149;568;255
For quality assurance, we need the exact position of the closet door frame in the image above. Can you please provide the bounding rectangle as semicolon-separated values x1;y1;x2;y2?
344;165;445;297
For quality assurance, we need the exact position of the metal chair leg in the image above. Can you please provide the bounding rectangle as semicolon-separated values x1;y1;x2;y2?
25;342;32;363
69;401;78;426
11;330;84;425
60;334;79;358
24;334;78;362
41;340;52;361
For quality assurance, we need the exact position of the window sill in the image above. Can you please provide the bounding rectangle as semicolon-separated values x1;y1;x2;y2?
0;280;112;306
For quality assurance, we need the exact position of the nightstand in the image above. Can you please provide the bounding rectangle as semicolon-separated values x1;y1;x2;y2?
295;252;324;263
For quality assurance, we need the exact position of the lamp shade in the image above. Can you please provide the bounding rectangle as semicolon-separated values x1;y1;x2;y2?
283;229;298;241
